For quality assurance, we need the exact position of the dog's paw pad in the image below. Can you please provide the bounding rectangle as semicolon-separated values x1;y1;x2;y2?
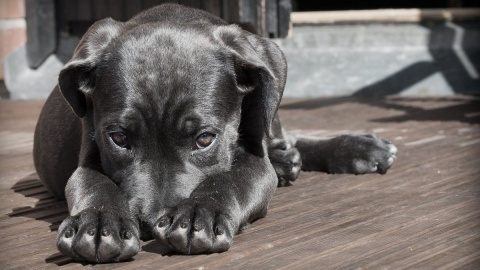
57;209;140;263
327;134;398;175
371;137;398;174
268;139;302;186
153;201;234;254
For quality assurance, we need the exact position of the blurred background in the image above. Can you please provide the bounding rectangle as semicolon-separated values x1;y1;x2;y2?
1;0;479;99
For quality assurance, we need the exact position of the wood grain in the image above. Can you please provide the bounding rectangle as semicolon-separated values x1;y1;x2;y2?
0;96;479;269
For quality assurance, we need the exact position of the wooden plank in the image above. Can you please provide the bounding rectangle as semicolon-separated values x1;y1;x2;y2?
237;0;257;34
291;8;480;24
277;0;291;37
125;0;145;19
179;0;201;9
0;97;479;269
222;0;240;26
76;0;93;21
92;0;110;19
106;0;127;20
265;0;278;38
201;0;222;17
141;0;166;10
25;0;56;68
255;0;266;36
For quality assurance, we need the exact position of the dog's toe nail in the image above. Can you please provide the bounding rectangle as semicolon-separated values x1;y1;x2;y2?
87;228;96;236
123;231;132;240
101;229;111;237
215;227;224;236
64;228;74;238
194;223;204;231
157;217;169;228
122;231;132;240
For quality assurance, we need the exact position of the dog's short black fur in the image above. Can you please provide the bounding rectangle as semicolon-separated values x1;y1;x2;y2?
33;4;397;263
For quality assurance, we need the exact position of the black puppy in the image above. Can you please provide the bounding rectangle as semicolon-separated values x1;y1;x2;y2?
33;4;397;263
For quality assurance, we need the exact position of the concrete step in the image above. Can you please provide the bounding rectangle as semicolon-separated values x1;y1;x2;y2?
4;21;480;99
275;21;480;97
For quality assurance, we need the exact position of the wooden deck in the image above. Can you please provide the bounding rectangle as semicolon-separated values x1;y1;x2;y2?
1;96;479;269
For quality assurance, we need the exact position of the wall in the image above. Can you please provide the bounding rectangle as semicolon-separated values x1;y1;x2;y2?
0;0;26;80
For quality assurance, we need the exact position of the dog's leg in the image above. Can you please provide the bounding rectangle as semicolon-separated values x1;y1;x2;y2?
56;167;140;263
268;138;302;186
152;153;277;254
266;114;397;181
266;114;302;186
293;134;398;175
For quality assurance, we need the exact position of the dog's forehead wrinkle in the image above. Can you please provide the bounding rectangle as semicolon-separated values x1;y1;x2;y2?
116;61;223;118
100;25;239;120
115;27;224;90
118;25;218;65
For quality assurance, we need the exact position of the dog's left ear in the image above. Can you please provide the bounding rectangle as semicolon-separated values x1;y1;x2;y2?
214;25;286;139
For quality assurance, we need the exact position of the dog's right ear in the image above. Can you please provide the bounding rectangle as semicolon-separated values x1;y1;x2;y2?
213;25;286;140
58;18;123;118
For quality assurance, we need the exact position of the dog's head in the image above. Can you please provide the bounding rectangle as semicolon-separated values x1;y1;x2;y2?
58;17;285;205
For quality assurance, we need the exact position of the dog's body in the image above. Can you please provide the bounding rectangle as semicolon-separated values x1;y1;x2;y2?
33;4;397;263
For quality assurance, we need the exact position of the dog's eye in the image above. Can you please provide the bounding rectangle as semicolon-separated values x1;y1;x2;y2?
195;132;216;149
109;132;129;148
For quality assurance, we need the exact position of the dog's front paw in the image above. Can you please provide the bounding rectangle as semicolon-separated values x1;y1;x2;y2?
328;134;397;175
268;139;302;187
57;209;140;263
153;200;235;254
